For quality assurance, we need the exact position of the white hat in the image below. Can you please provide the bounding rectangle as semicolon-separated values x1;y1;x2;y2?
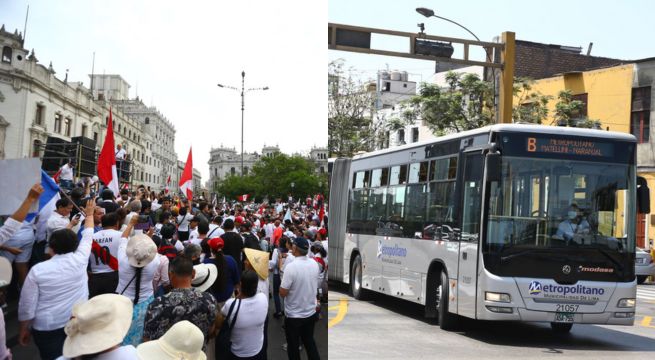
0;257;11;287
191;263;218;293
136;320;206;360
62;294;133;358
126;234;157;268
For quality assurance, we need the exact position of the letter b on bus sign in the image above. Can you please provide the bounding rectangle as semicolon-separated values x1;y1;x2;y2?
527;138;537;152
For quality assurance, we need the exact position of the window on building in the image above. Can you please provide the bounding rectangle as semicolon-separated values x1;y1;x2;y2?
64;118;71;136
214;168;217;176
411;127;419;143
383;82;390;91
571;93;588;117
231;167;236;175
35;104;44;125
105;116;109;126
2;46;12;63
631;87;652;144
129;130;131;138
244;167;249;175
145;117;150;124
81;124;88;138
397;129;405;145
54;114;63;133
93;132;98;143
32;139;42;158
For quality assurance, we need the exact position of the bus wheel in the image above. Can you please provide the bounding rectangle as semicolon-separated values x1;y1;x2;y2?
437;271;457;330
550;322;573;333
351;255;366;300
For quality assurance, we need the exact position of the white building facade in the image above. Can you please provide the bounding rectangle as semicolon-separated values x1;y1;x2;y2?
0;25;177;191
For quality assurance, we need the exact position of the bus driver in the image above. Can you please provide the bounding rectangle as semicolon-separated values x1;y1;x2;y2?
555;204;590;241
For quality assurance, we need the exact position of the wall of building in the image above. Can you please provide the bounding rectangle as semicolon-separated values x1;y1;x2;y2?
522;64;634;133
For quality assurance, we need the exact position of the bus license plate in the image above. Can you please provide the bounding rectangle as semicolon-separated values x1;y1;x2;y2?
554;312;575;323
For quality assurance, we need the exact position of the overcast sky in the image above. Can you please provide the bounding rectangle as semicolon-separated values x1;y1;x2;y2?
330;0;655;84
1;0;327;182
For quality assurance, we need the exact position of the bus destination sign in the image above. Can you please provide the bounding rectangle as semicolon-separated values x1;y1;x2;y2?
526;137;614;157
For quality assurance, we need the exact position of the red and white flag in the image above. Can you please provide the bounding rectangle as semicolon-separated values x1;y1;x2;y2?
165;175;171;194
237;194;249;202
179;147;193;199
97;107;120;196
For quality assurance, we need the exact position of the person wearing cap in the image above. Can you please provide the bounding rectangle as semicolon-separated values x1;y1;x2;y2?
205;237;240;306
220;218;244;274
279;237;321;360
18;199;95;360
56;294;137;359
143;256;218;350
217;270;268;359
116;216;160;347
188;215;202;244
137;320;206;360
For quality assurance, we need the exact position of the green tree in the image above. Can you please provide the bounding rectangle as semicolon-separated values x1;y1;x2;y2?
512;77;552;124
216;154;327;201
328;59;376;156
553;90;601;128
401;71;494;136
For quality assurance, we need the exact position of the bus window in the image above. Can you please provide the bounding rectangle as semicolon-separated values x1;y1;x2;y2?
371;168;382;187
368;187;388;220
461;154;484;241
408;162;429;184
349;189;369;221
354;171;365;189
388;186;406;221
428;182;455;223
405;184;427;222
390;165;408;185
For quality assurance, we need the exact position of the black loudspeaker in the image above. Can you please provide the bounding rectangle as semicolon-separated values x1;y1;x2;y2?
42;137;71;174
70;136;98;177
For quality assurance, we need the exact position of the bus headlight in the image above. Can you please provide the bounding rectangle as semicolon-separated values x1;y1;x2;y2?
617;298;636;308
485;292;511;303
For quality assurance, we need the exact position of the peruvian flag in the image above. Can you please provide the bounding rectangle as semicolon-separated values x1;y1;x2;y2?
237;194;249;202
165;175;171;194
179;147;193;199
97;107;120;196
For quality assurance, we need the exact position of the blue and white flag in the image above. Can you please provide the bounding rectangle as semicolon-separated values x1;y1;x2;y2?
284;207;292;222
28;170;61;240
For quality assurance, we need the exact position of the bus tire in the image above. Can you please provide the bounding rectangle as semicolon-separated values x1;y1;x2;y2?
550;322;573;333
351;255;366;300
437;271;458;330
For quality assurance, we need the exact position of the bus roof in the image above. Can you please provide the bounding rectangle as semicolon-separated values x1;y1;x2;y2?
351;124;636;161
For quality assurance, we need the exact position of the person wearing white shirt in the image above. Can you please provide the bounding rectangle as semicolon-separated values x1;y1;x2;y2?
280;237;320;360
18;199;96;360
46;198;79;255
88;212;123;297
115;144;126;161
58;161;74;191
0;184;43;360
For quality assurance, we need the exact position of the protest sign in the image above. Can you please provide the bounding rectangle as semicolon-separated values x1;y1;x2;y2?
0;158;41;216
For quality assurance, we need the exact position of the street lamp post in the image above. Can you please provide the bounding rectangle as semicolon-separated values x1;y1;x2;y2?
218;72;269;176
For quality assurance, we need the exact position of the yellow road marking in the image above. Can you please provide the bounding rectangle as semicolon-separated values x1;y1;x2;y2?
328;298;348;329
641;316;654;328
328;305;339;311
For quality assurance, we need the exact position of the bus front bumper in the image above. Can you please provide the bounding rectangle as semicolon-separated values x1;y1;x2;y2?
478;306;635;325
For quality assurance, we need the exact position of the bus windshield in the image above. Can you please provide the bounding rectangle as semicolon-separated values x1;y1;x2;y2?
485;156;634;254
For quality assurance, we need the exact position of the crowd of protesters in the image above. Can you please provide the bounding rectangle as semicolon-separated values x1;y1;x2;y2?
0;178;328;360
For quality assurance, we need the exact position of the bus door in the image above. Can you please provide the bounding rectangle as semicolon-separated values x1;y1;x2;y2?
457;151;484;318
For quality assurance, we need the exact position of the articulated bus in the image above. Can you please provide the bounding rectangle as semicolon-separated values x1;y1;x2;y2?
328;124;650;332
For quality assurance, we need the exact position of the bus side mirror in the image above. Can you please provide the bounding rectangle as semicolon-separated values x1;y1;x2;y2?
637;177;650;214
486;153;501;182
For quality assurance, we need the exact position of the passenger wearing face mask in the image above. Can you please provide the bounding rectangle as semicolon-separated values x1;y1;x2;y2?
556;204;590;241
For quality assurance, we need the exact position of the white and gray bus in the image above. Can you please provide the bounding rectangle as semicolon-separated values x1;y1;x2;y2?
328;124;650;332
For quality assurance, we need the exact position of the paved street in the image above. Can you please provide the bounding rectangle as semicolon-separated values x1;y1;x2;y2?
328;282;655;359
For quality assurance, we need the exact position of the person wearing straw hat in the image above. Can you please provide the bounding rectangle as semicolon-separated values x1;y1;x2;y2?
137;320;206;360
56;294;136;359
143;256;217;350
116;217;160;347
244;248;270;297
18;199;95;360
